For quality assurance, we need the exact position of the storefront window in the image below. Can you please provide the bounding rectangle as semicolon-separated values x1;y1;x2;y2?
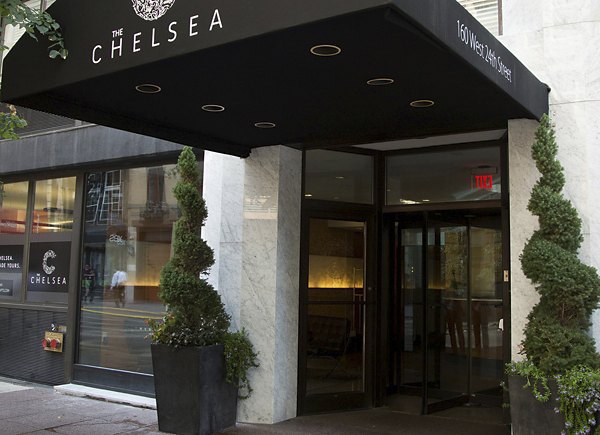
77;165;181;374
0;182;27;300
26;177;77;304
0;181;29;234
386;146;501;205
32;177;76;233
305;150;373;204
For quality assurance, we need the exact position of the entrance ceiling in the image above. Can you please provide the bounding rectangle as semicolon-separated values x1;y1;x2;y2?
2;0;549;157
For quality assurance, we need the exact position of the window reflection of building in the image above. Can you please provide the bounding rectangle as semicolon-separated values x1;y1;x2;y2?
0;182;29;234
78;164;182;374
32;177;76;233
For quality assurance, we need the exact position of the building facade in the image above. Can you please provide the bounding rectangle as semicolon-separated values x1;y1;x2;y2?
0;0;598;428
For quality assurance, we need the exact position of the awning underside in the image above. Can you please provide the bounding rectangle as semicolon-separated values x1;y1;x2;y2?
3;0;548;157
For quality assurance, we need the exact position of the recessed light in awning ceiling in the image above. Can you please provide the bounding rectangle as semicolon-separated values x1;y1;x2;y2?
201;104;226;112
310;44;342;57
135;84;161;94
254;122;276;129
410;99;435;108
367;78;395;86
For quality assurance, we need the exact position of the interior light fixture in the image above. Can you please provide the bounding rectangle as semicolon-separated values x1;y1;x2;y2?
367;78;395;86
310;44;342;57
305;193;313;197
422;199;431;202
135;84;161;94
410;99;435;108
254;122;276;129
201;104;226;112
335;176;345;180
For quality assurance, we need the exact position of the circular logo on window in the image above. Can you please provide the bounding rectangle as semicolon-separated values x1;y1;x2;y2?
42;250;57;275
131;0;176;21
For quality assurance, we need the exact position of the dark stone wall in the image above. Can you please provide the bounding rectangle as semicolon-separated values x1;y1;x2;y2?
0;307;68;384
0;125;185;178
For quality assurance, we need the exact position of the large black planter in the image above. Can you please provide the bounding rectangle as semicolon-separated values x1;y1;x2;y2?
508;374;564;435
151;343;237;435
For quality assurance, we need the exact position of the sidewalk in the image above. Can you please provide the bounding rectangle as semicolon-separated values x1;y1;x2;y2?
0;379;160;434
0;378;509;434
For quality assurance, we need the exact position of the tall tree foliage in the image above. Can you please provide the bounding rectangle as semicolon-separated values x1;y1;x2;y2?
0;0;67;139
0;0;67;58
520;115;600;374
153;147;230;346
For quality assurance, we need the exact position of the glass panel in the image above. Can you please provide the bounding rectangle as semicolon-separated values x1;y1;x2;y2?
427;221;469;401
306;304;364;395
386;146;501;205
389;220;426;413
0;245;24;301
26;241;71;304
0;181;29;234
305;150;373;204
32;177;76;233
77;165;180;374
469;216;503;396
398;225;424;389
306;218;365;395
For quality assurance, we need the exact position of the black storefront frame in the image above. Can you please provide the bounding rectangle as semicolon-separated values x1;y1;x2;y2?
71;152;202;397
0;171;84;385
298;138;511;417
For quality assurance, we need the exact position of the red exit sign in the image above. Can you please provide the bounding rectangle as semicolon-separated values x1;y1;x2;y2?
474;175;493;189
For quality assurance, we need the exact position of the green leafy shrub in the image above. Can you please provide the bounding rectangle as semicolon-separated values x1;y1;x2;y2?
149;146;258;397
224;329;259;399
506;360;551;402
556;366;600;435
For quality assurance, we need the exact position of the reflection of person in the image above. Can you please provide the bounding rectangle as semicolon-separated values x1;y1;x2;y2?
81;264;96;303
445;298;466;352
444;270;465;352
111;269;128;308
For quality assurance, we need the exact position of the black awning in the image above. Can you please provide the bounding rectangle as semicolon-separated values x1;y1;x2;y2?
2;0;548;157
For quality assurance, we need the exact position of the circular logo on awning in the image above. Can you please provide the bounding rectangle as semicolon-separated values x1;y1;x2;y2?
131;0;176;21
42;250;56;275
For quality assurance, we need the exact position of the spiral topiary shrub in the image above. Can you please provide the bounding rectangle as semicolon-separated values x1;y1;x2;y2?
509;115;600;435
149;146;257;396
520;114;600;374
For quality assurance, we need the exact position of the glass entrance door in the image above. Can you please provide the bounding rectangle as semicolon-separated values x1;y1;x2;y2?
299;215;374;414
388;210;504;414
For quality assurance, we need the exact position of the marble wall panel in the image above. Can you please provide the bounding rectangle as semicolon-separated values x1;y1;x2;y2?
502;0;544;35
508;119;540;360
543;0;600;27
203;152;246;326
502;0;600;348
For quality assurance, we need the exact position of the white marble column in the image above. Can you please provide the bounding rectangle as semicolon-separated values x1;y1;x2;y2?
508;119;540;360
202;151;245;327
238;146;302;424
